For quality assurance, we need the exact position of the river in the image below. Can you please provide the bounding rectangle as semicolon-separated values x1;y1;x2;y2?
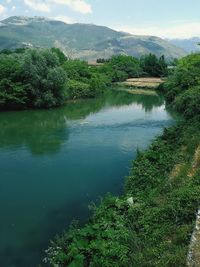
0;90;176;267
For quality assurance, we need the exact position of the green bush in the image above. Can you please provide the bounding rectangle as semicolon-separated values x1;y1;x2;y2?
164;53;200;103
66;80;91;99
62;60;91;82
0;49;67;109
174;86;200;118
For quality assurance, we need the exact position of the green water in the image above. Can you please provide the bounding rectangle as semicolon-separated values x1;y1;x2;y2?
0;91;176;267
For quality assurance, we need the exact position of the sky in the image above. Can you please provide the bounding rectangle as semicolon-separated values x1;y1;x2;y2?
0;0;200;39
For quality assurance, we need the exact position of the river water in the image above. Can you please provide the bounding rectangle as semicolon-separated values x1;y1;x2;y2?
0;90;176;267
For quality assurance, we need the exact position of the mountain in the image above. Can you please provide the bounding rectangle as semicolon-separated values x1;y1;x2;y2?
168;37;200;53
0;16;186;60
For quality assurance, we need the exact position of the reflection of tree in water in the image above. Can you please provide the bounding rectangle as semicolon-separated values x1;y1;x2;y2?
0;90;165;155
0;99;107;155
103;90;165;112
0;110;69;155
131;94;164;112
63;97;106;120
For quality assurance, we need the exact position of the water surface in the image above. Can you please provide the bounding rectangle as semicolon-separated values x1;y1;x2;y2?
0;91;175;267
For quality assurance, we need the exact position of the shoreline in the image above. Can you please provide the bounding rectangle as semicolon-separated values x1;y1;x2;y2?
44;107;200;266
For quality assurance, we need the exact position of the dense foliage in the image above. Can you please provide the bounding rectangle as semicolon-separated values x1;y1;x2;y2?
140;54;168;77
0;49;66;109
45;53;200;267
163;53;200;105
0;49;109;109
97;54;168;82
0;48;168;110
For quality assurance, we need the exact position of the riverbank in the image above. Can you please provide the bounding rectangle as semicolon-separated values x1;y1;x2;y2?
1;90;172;267
45;118;200;267
45;53;200;267
114;77;165;96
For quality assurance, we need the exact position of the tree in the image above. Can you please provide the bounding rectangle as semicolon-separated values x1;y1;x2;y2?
51;48;67;65
140;54;167;77
62;60;91;81
163;53;200;106
0;49;67;109
109;55;142;79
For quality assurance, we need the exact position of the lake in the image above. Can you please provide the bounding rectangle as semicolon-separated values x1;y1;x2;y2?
0;90;176;267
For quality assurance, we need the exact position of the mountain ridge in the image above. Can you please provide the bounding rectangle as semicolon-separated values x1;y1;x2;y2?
168;37;200;53
0;16;186;60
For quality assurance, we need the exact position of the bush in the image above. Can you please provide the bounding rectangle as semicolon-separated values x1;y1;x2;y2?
66;80;91;99
62;60;91;82
0;49;67;109
174;86;200;118
164;53;200;104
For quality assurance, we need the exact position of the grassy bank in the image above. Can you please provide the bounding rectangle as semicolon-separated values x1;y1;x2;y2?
44;53;200;267
44;120;200;267
115;77;165;96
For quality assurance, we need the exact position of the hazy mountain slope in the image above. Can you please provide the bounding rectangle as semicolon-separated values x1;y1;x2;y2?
0;16;186;60
168;37;200;53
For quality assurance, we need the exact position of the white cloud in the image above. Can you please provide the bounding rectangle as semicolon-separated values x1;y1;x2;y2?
53;15;76;24
50;0;92;14
12;6;16;11
23;0;92;14
24;0;51;12
0;4;6;14
114;22;200;39
6;0;12;3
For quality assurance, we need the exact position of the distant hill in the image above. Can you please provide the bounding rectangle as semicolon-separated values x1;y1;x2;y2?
0;16;186;60
168;37;200;53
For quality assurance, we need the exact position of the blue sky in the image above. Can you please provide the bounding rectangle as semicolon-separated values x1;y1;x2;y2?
0;0;200;38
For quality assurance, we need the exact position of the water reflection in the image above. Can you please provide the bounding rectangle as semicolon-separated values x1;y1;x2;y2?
105;90;164;111
0;110;69;155
0;90;164;155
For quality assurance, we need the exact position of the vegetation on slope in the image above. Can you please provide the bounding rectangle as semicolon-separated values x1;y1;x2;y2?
44;53;200;267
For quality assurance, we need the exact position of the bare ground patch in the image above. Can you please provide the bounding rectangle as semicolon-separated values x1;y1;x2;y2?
120;77;165;88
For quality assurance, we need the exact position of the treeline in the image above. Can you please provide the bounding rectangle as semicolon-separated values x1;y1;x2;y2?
44;53;200;267
0;48;108;110
97;53;168;80
0;48;168;110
